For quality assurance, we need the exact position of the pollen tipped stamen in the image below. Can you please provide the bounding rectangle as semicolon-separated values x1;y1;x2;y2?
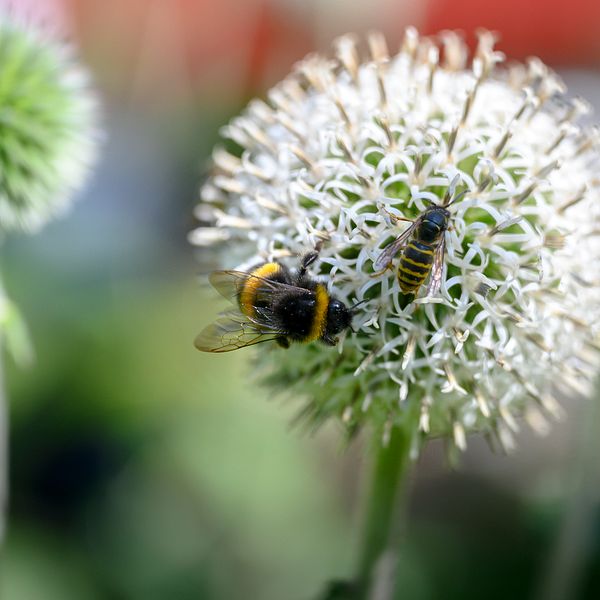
493;129;512;159
334;34;360;84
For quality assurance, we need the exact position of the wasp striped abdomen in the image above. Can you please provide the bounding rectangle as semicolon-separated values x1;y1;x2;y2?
375;205;450;297
398;241;435;293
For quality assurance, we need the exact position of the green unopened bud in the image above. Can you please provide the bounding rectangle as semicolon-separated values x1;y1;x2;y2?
0;15;99;232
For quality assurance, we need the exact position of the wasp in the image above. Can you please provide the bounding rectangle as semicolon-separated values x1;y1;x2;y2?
374;177;466;296
195;249;358;352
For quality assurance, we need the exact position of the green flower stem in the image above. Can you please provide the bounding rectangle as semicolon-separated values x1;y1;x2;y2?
356;426;412;598
533;387;600;600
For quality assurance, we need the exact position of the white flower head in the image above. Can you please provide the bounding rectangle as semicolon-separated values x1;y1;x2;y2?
193;29;600;453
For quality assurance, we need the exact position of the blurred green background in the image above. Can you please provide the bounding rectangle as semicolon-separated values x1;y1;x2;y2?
2;1;600;599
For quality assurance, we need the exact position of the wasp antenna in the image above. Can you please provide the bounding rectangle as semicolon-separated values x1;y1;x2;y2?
446;189;469;207
443;174;462;205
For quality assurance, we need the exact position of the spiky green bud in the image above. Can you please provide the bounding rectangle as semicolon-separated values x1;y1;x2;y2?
0;15;99;232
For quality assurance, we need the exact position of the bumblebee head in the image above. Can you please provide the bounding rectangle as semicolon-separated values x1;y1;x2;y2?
326;298;353;335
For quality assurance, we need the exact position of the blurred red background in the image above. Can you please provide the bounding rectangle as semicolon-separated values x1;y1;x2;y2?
56;0;600;110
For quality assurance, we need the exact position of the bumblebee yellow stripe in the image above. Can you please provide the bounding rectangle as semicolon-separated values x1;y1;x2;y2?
239;262;280;318
407;242;434;255
306;284;328;342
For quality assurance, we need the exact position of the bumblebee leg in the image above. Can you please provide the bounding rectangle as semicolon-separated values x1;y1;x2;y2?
322;334;338;346
276;337;290;348
300;250;319;271
301;243;322;268
296;241;323;283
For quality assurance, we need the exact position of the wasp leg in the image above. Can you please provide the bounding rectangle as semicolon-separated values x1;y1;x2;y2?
370;263;394;278
381;206;413;225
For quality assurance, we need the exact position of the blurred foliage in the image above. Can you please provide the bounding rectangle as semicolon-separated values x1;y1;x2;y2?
0;97;358;595
2;258;356;599
0;289;33;367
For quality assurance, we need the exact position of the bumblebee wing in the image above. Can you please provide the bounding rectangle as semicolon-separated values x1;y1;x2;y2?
374;221;418;270
208;270;252;303
194;309;285;353
426;236;446;296
208;269;306;306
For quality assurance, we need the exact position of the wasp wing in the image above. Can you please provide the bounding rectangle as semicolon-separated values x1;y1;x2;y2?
374;221;418;271
426;236;446;297
195;309;285;353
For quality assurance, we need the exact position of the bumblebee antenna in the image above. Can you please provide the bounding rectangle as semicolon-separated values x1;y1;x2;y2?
350;298;369;313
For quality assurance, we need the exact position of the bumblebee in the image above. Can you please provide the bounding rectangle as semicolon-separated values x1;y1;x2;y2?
195;249;356;352
374;177;466;296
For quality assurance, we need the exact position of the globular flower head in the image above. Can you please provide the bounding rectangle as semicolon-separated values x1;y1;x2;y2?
0;12;99;233
192;29;600;454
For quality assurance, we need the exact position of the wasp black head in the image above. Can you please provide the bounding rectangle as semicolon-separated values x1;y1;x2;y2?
418;207;450;243
325;298;353;337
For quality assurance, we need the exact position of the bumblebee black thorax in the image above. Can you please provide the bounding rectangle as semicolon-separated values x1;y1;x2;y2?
272;293;314;339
